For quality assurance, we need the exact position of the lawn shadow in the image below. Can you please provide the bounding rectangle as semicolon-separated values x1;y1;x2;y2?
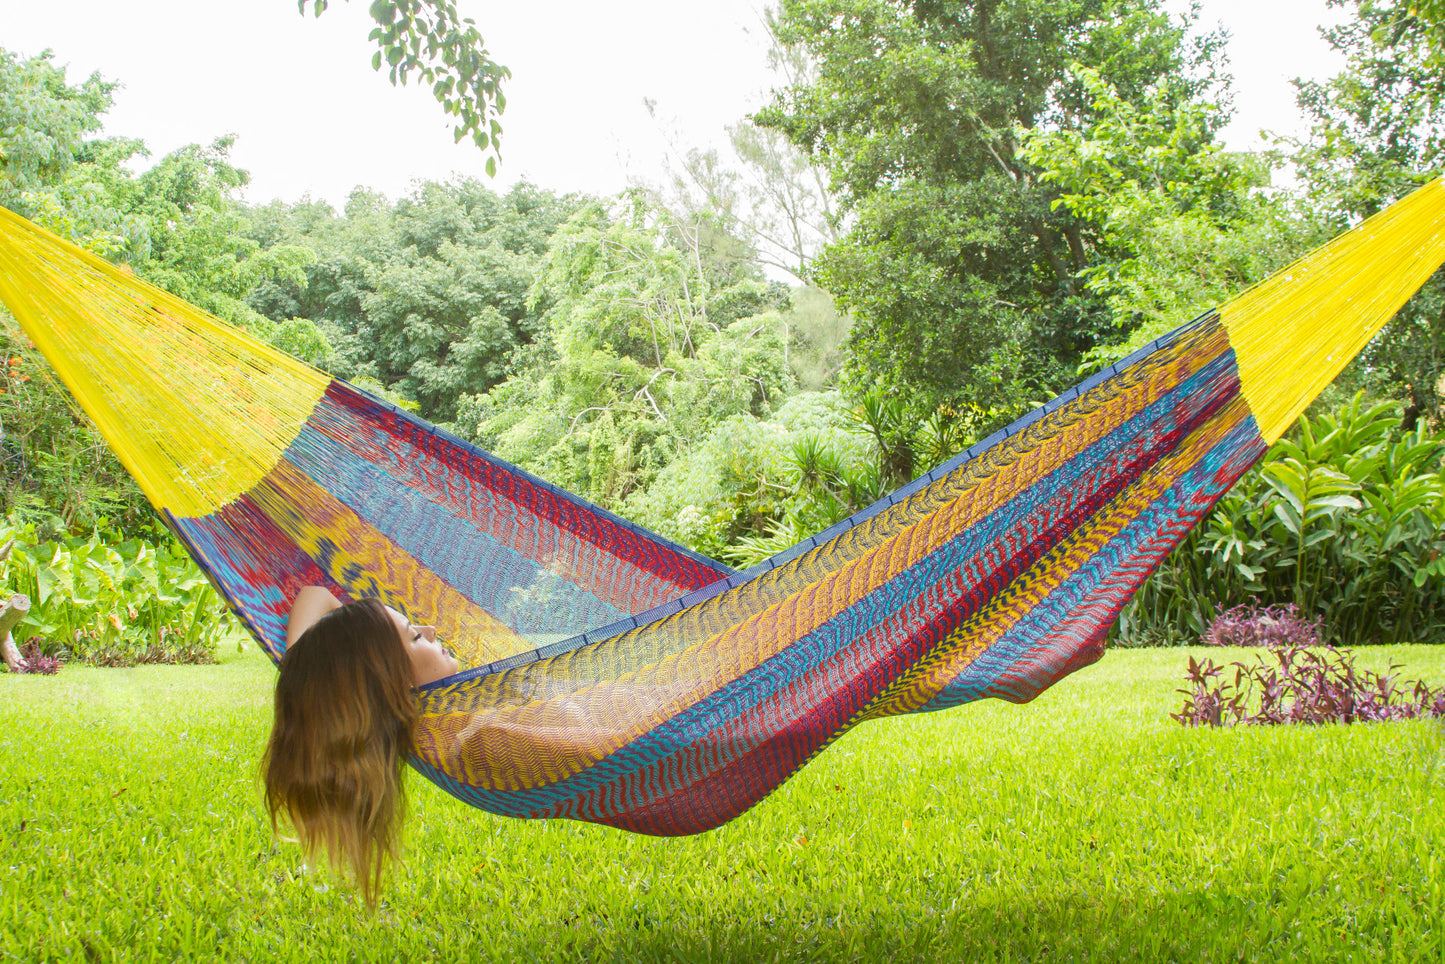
460;877;1403;964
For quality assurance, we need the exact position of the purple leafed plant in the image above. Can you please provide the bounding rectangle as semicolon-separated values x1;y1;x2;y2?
1175;642;1445;727
1200;602;1323;648
12;638;60;675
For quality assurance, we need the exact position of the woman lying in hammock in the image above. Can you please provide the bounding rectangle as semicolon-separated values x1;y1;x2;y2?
261;587;457;904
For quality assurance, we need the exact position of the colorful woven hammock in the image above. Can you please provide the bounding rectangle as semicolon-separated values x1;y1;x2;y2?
2;183;1444;835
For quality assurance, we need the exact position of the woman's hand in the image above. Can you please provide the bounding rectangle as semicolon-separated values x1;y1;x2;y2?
286;586;342;648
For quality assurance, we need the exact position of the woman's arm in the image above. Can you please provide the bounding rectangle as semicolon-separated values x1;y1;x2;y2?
286;586;342;648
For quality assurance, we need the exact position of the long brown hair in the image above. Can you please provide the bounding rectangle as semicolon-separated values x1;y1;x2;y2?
261;598;417;905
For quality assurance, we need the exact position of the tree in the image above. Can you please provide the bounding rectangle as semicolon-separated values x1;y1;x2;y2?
469;195;790;507
756;0;1226;418
0;49;154;529
1019;66;1321;370
645;119;838;286
0;49;111;202
300;0;508;171
245;188;402;345
132;138;316;331
0;48;148;256
642;82;852;392
0;52;322;530
243;179;579;424
641;21;844;287
1383;0;1445;62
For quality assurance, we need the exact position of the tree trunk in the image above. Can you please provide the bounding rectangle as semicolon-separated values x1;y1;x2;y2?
0;537;29;672
0;593;31;672
1033;218;1076;296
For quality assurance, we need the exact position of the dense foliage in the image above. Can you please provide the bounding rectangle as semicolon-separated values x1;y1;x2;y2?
757;0;1239;419
1294;0;1445;427
1;520;237;665
245;180;579;424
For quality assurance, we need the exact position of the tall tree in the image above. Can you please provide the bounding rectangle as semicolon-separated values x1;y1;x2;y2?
1;50;328;528
0;50;149;527
642;21;843;286
471;195;790;507
244;180;578;424
757;0;1225;417
0;48;147;256
1020;66;1320;370
133;138;315;331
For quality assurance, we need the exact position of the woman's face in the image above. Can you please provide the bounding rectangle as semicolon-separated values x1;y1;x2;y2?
385;606;458;685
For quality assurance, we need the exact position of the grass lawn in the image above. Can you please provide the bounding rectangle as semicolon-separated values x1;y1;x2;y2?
1;642;1442;963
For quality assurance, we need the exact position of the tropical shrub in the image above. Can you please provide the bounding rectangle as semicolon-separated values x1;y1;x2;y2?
621;393;872;562
1198;602;1323;648
625;389;983;569
0;520;237;665
1174;644;1445;727
11;639;60;674
1120;395;1445;645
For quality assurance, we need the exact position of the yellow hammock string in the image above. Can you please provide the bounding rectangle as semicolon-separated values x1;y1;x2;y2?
0;205;329;518
1220;178;1445;442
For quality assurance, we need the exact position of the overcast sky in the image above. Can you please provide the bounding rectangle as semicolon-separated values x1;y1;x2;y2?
0;0;1351;210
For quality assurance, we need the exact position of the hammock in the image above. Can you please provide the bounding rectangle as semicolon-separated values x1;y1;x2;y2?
1;183;1444;835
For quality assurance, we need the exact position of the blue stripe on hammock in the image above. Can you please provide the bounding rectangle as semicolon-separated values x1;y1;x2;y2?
283;425;629;637
335;380;736;582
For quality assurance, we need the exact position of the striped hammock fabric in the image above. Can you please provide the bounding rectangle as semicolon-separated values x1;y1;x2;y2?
1;182;1444;834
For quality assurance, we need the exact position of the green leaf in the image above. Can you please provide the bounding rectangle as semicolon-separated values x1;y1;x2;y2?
1262;465;1306;515
368;0;396;24
1272;502;1301;537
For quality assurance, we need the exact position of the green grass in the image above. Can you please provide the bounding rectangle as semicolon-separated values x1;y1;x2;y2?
2;644;1442;963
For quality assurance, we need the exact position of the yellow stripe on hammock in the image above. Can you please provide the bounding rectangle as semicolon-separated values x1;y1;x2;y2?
247;461;530;664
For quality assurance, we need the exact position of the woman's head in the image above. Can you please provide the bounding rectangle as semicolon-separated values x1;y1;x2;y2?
383;605;458;686
261;597;418;905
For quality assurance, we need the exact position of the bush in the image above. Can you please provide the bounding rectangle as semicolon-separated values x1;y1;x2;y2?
1121;394;1445;646
621;393;875;563
1;519;237;665
1174;643;1445;727
9;638;60;675
1199;602;1322;648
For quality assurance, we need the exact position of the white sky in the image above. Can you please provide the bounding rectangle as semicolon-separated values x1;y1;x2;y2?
0;0;1350;210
